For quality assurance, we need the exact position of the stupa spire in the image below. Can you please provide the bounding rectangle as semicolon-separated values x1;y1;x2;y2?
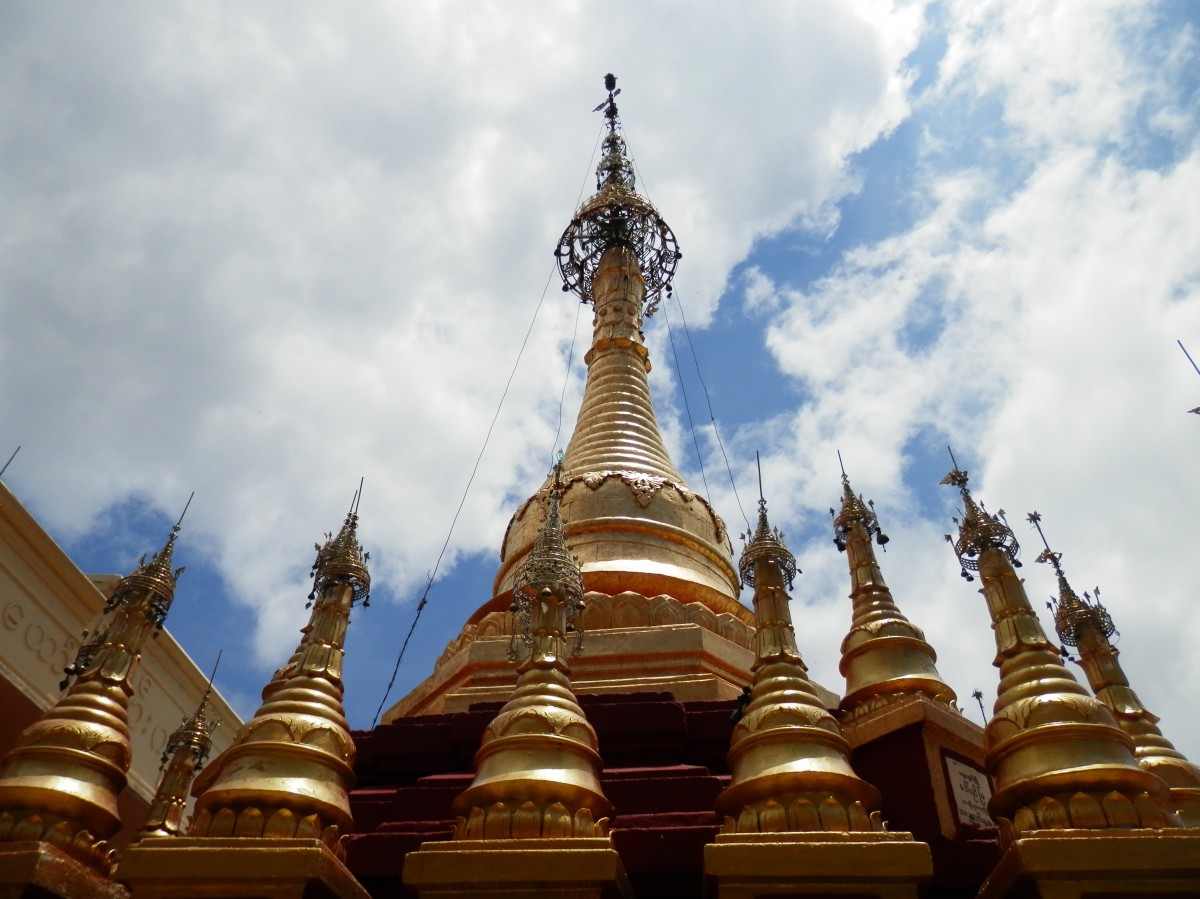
1029;511;1200;826
496;74;741;615
832;462;956;717
716;490;885;834
942;460;1175;839
137;663;219;840
0;503;188;872
453;460;611;839
189;500;369;858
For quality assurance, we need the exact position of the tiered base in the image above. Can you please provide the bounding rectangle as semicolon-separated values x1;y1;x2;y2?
0;842;126;899
114;838;369;899
704;831;932;898
403;838;632;898
978;829;1200;898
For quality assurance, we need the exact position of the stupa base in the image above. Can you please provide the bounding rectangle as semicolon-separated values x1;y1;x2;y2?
114;838;369;899
978;829;1200;898
0;841;126;899
403;838;632;899
704;831;932;898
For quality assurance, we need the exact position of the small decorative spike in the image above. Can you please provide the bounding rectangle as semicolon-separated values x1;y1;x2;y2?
511;460;586;659
941;454;1020;574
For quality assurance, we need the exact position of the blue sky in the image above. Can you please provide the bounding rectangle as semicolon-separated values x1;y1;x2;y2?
3;1;1200;760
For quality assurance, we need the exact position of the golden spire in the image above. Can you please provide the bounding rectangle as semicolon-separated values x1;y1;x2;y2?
0;506;187;872
1029;512;1200;826
716;491;886;834
832;463;956;716
138;672;218;840
942;462;1175;838
495;74;741;616
189;502;369;859
453;462;611;839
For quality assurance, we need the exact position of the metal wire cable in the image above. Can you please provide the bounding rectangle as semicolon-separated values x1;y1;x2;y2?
670;290;751;533
628;154;751;533
662;304;711;497
552;300;584;459
372;125;606;727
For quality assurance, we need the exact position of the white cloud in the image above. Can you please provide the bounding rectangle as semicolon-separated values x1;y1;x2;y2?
752;1;1200;759
0;2;930;669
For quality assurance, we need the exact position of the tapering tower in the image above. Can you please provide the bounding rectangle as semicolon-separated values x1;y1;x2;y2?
390;74;761;720
1029;512;1200;827
136;687;216;840
0;515;184;876
943;466;1173;834
494;74;741;617
706;494;931;898
187;508;369;853
832;470;956;717
404;465;629;898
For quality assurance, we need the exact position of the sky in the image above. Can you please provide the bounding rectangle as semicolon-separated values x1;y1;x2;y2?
3;1;1200;762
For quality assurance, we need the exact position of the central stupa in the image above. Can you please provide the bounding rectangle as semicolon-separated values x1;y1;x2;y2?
385;76;776;720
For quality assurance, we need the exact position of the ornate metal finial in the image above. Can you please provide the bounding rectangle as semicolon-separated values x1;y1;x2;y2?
830;453;889;552
940;448;1019;581
161;651;222;769
739;453;798;588
1027;511;1115;647
555;73;680;315
512;457;586;657
309;483;370;608
105;493;192;629
59;622;111;691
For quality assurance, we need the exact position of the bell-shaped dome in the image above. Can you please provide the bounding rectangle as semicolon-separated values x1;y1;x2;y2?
493;245;745;621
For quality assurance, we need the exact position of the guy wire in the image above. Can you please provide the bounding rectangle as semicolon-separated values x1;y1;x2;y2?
372;123;607;727
630;152;751;533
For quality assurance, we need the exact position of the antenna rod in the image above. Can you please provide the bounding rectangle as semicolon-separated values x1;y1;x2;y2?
837;449;846;476
0;446;20;479
351;477;365;515
755;451;764;501
206;650;222;688
1180;340;1200;378
175;492;195;529
946;445;960;471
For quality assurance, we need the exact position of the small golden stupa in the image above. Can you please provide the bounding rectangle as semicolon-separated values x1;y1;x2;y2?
116;504;372;899
1029;511;1200;827
404;465;630;897
705;486;932;897
832;469;957;718
944;465;1200;897
0;512;186;896
135;672;217;840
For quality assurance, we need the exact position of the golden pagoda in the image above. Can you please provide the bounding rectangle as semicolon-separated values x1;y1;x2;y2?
1029;511;1200;827
403;464;630;897
116;505;372;899
705;491;932;897
0;513;186;898
833;468;956;717
135;677;217;840
388;74;768;721
943;464;1200;897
